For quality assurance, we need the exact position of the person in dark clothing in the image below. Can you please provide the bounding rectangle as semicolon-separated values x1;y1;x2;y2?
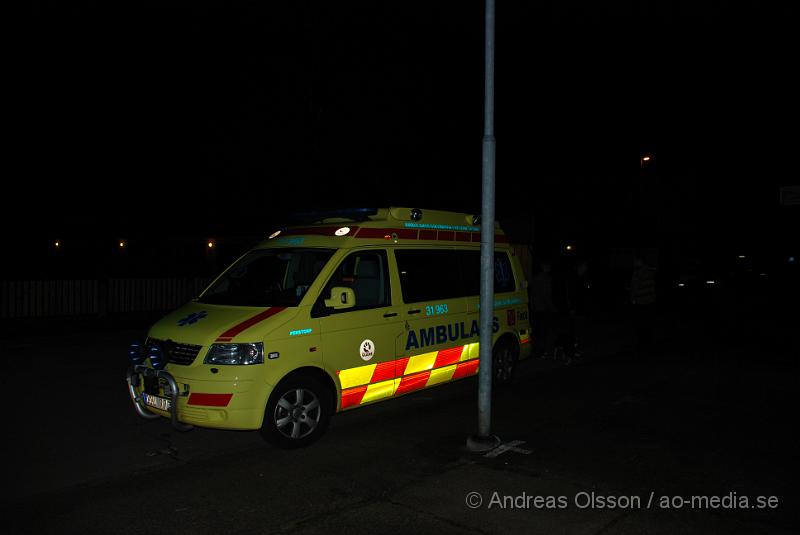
550;259;573;362
531;259;557;358
630;255;657;357
565;260;591;360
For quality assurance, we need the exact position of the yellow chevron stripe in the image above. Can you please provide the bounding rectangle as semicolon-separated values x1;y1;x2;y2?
404;350;438;375
427;363;458;386
339;363;377;389
361;379;396;404
460;342;480;361
338;343;480;396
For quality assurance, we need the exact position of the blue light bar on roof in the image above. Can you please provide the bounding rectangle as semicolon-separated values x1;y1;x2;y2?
290;208;378;223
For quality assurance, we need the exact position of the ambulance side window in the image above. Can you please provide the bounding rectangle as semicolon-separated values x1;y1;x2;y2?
396;249;516;304
312;250;390;316
493;252;515;293
458;251;516;294
395;250;464;303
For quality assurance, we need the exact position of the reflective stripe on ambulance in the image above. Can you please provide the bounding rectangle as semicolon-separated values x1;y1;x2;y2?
337;343;480;409
215;307;286;342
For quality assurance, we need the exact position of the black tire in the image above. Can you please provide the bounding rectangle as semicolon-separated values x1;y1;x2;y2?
260;374;332;448
492;339;519;385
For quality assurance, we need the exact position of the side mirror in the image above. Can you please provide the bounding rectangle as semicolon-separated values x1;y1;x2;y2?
324;287;356;310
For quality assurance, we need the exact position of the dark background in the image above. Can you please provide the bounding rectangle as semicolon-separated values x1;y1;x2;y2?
9;1;799;279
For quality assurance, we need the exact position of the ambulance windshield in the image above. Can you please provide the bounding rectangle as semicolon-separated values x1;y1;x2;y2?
198;248;335;307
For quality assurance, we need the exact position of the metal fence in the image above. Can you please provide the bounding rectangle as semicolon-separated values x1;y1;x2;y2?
0;278;212;319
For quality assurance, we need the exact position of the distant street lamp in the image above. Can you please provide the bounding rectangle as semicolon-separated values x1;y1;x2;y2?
632;154;653;239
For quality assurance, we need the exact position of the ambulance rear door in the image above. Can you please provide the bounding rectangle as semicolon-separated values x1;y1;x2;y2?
393;248;476;393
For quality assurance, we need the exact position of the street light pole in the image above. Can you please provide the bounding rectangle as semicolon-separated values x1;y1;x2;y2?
467;0;501;453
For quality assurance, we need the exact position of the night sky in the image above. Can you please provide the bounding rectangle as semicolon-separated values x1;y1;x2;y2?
11;2;799;260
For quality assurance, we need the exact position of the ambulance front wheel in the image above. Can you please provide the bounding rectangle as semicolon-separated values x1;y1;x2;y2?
493;339;519;385
260;373;332;448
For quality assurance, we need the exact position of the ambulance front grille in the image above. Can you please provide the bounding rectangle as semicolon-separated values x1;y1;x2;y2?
147;339;202;366
167;343;202;365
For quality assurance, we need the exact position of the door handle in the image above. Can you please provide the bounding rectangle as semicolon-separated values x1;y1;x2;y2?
383;312;398;318
408;309;421;315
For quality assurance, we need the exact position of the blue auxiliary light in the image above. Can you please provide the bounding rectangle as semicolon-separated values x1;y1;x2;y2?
148;342;166;370
128;341;145;366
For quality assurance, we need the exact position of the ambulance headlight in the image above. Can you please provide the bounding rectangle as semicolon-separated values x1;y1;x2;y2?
204;343;264;365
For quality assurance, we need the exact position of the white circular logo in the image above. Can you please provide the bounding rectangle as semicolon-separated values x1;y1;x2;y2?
335;226;351;236
359;339;375;361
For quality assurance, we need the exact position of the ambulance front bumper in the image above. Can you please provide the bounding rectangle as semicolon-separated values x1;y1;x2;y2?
126;365;193;431
126;364;269;430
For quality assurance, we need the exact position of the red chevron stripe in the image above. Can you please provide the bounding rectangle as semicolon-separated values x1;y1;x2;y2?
341;385;368;409
370;360;396;383
451;359;480;380
433;346;463;368
395;370;431;396
395;357;409;377
216;307;286;342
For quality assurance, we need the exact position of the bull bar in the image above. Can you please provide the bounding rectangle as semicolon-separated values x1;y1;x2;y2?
126;365;193;431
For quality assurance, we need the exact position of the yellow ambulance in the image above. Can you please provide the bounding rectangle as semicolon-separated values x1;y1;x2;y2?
126;207;531;447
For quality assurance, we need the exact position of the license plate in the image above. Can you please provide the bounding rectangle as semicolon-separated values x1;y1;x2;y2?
142;392;171;411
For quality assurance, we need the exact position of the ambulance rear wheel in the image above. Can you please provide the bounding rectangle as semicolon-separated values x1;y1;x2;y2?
260;374;331;448
493;340;518;385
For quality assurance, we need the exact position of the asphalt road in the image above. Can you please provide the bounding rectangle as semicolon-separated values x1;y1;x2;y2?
1;322;797;534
